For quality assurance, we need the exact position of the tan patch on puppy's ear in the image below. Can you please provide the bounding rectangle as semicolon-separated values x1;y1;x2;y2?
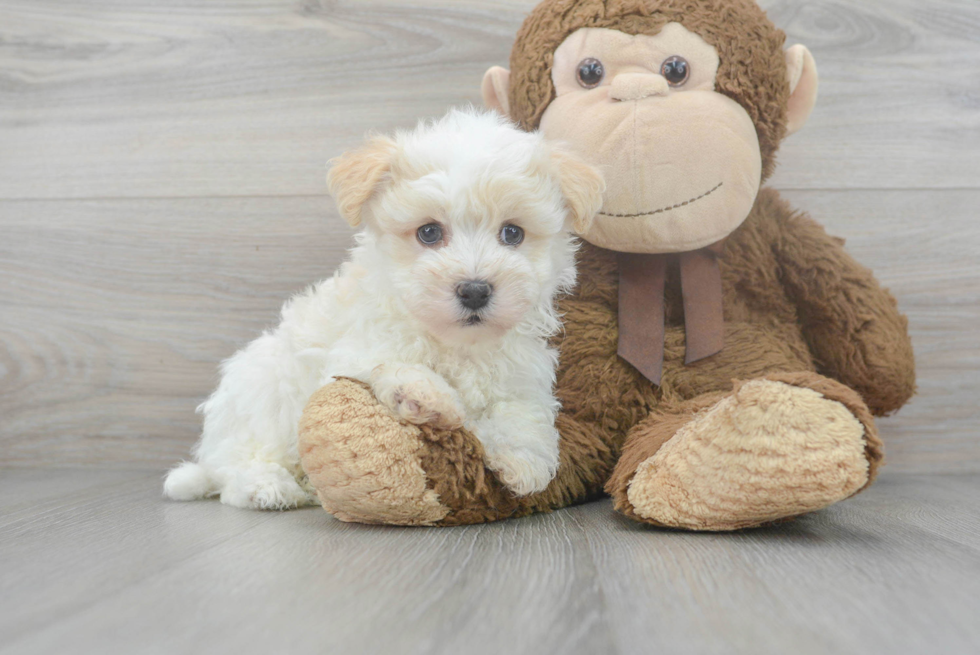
482;66;511;117
551;147;605;235
785;45;819;136
327;136;398;227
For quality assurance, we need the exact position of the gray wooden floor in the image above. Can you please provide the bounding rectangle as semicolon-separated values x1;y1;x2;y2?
1;1;979;653
1;469;979;655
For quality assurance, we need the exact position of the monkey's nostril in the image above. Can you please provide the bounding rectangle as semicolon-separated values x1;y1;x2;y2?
456;280;493;311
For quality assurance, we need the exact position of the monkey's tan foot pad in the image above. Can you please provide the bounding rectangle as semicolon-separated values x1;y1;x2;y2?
627;379;870;531
299;379;450;526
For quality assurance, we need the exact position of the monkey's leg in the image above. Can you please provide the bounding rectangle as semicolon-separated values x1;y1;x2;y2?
606;372;883;531
298;378;619;526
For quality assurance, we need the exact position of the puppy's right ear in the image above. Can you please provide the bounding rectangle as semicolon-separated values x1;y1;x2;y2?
551;147;606;236
327;135;398;227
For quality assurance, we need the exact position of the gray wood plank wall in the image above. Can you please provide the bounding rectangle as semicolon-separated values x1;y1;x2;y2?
1;0;978;471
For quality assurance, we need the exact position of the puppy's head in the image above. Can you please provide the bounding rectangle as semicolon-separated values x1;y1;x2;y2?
328;108;604;344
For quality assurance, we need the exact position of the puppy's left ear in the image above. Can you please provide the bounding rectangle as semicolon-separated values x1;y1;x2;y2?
551;147;605;235
327;135;398;227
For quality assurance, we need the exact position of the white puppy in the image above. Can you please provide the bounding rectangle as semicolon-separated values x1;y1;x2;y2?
163;108;604;510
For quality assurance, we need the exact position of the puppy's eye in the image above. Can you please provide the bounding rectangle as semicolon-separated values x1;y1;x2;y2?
576;58;605;89
499;224;524;246
661;56;690;87
416;223;443;246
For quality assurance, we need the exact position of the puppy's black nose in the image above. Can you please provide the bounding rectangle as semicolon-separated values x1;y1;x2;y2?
456;280;492;310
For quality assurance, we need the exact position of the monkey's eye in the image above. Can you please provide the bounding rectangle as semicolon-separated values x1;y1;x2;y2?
661;56;690;87
417;223;443;246
576;58;605;89
499;224;525;246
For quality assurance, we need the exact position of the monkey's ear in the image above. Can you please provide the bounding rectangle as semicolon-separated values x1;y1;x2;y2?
482;66;512;117
785;45;819;136
326;136;397;227
551;147;606;235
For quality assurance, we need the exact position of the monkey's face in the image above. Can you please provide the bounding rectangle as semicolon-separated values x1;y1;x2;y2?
539;23;762;254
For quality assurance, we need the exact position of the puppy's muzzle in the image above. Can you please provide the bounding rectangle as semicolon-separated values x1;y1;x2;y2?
456;280;493;311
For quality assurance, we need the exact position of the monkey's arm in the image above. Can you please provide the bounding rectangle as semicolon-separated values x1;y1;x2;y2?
771;198;915;416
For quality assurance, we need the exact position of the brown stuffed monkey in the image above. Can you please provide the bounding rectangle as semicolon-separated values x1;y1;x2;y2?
298;0;916;530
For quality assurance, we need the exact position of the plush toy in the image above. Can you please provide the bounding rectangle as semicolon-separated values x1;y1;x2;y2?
298;0;915;530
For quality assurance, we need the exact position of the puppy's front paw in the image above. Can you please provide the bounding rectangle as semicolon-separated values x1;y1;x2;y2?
371;364;465;429
389;387;465;429
485;448;557;497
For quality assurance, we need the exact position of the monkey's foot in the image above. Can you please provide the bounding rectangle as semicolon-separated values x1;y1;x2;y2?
299;379;451;526
612;374;881;531
299;379;532;526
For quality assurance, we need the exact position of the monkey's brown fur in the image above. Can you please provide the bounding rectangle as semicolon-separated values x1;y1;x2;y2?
299;0;915;530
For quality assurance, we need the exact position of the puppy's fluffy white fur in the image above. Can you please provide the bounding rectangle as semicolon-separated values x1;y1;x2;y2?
164;108;604;510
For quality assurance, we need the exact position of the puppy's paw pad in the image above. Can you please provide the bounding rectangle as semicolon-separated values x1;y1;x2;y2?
390;386;465;429
371;365;466;429
486;450;556;497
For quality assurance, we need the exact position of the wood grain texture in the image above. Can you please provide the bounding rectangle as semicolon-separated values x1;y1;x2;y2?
3;191;976;471
0;0;978;472
1;469;979;654
780;190;980;473
762;0;980;190
0;0;978;199
0;197;346;466
0;0;529;199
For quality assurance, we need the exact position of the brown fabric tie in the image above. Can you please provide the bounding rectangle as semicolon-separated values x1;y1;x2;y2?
617;248;725;386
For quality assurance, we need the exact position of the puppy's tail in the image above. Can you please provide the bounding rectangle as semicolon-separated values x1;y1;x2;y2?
163;461;217;501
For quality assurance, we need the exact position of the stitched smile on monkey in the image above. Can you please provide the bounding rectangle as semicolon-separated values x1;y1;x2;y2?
540;23;762;255
482;5;819;384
